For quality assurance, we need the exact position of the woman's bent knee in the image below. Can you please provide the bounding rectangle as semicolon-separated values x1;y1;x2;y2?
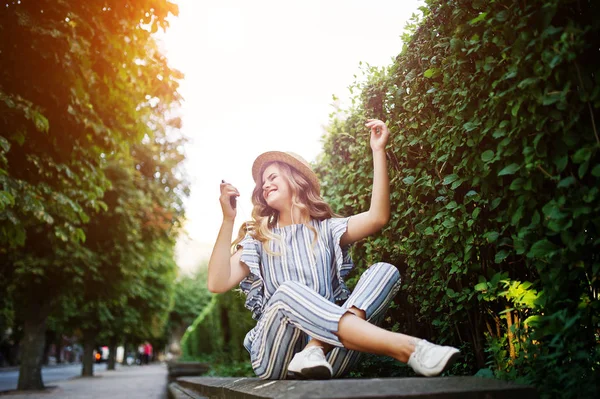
370;262;401;282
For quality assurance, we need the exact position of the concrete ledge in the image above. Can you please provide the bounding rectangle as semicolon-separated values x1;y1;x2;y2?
168;381;209;399
174;376;538;399
167;361;210;382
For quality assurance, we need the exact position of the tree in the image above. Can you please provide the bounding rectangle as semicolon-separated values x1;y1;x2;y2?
0;0;182;389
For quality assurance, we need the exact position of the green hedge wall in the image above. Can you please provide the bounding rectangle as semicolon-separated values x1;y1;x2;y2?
181;290;255;364
315;0;598;397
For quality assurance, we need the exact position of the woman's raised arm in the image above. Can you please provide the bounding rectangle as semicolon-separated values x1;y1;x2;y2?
341;119;391;247
207;181;249;293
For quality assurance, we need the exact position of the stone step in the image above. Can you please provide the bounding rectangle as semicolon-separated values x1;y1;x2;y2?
168;381;209;399
172;376;538;399
166;361;210;382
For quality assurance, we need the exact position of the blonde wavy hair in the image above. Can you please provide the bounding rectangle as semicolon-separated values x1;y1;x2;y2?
233;161;336;254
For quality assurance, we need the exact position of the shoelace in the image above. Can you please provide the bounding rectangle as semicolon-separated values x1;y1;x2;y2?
414;340;433;361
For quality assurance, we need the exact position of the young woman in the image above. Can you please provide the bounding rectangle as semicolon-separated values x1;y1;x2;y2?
208;119;459;380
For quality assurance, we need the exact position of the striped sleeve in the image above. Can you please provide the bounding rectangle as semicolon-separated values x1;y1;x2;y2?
329;217;355;301
238;235;265;320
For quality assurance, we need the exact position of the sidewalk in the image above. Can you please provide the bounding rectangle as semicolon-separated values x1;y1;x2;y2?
0;362;83;373
0;363;168;399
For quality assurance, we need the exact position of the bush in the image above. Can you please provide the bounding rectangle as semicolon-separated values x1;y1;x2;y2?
316;0;599;397
181;290;256;368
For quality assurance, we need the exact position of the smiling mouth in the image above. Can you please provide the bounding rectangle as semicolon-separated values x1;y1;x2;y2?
265;189;276;198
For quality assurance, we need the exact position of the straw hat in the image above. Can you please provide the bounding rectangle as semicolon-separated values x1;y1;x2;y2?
252;151;320;194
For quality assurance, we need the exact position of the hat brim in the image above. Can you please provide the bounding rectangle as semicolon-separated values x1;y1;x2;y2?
252;151;320;194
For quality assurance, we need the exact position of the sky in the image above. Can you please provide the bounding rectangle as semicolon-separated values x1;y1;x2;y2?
159;0;422;273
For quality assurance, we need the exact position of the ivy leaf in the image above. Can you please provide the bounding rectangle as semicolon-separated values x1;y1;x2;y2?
498;163;520;176
494;249;509;263
511;205;524;226
527;239;559;258
484;231;499;243
474;282;488;292
511;103;519;117
442;219;455;228
578;161;590;179
542;92;561;105
509;178;525;190
491;197;502;210
469;12;488;25
464;121;479;132
446;201;458;210
0;136;10;152
553;154;568;173
451;178;464;190
481;150;494;162
514;237;527;255
523;315;542;327
518;77;539;89
443;174;459;185
557;176;576;188
572;147;592;164
403;176;416;185
424;68;440;78
496;10;508;22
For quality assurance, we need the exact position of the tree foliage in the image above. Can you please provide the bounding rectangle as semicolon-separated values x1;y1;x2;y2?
316;0;599;397
169;267;212;331
0;0;186;389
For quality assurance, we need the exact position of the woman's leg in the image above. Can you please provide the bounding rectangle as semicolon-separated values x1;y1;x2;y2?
261;273;457;379
337;312;418;362
337;313;461;377
249;302;307;379
299;262;459;377
302;262;403;376
251;280;348;379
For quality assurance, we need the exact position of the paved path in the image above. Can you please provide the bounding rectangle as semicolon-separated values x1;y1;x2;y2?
0;363;168;399
0;363;107;392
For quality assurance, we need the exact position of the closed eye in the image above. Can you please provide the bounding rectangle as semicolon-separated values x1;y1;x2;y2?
264;173;277;184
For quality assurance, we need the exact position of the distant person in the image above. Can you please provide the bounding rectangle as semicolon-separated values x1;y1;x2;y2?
143;342;153;364
207;119;460;380
137;343;145;365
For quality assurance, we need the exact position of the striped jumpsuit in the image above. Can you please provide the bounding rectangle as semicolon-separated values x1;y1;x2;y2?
238;217;401;379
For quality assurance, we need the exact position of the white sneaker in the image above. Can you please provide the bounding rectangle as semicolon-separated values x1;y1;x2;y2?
407;339;460;377
287;346;332;380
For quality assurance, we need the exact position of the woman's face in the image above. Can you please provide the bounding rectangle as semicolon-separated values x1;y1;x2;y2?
261;163;292;211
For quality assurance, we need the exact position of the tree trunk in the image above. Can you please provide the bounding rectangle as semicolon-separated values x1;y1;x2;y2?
121;342;128;365
17;302;49;390
506;307;516;360
107;338;117;371
81;330;96;377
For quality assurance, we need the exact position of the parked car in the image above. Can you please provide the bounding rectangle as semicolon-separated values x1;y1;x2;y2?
94;346;109;363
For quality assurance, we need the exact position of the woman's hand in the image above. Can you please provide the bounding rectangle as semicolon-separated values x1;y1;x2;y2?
366;119;390;152
219;181;239;221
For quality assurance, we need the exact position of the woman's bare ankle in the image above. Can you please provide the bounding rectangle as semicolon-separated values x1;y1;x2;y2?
393;336;420;363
